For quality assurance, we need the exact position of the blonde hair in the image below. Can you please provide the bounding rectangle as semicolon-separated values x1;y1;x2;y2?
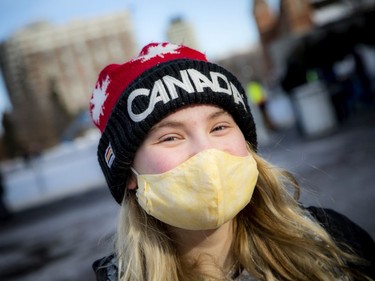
114;149;371;281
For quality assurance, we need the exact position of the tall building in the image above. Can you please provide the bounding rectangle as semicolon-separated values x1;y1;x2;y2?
252;0;375;82
279;0;314;34
253;0;280;72
0;11;136;154
166;17;199;49
253;0;314;75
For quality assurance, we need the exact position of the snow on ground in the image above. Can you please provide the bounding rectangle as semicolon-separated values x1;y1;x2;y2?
1;129;106;211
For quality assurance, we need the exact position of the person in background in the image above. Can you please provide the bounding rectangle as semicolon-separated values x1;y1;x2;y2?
90;42;374;281
246;80;277;131
0;171;11;221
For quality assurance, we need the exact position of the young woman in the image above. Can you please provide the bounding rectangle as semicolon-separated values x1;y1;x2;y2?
90;42;374;281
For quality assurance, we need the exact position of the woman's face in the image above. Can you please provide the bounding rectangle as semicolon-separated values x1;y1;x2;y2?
128;105;248;189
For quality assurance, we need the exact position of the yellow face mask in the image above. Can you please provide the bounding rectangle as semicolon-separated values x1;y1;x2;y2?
131;148;259;230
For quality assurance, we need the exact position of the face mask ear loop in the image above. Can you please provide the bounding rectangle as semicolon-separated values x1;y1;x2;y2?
130;167;140;177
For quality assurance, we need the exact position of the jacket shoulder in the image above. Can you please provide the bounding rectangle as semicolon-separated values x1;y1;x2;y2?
306;206;375;278
92;253;118;281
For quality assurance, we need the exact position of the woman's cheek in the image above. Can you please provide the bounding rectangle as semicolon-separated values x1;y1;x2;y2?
146;155;180;174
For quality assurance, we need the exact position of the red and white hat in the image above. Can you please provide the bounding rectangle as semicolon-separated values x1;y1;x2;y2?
90;42;257;203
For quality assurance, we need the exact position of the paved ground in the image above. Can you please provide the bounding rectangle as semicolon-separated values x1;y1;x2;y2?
0;109;374;281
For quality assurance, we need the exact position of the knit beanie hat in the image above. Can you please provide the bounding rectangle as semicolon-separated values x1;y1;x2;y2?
90;42;257;204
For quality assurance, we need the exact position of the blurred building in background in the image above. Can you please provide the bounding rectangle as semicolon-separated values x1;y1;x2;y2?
1;1;375;160
253;0;314;74
0;11;136;158
252;0;375;129
252;0;375;84
166;17;199;50
215;45;266;87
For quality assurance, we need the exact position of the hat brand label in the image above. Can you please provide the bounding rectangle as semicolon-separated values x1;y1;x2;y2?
127;68;247;122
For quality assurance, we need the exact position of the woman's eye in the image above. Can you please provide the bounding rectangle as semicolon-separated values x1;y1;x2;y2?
160;135;178;142
212;125;227;132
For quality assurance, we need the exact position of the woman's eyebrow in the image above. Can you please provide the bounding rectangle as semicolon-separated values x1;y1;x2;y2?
208;109;229;120
149;120;183;134
149;108;229;134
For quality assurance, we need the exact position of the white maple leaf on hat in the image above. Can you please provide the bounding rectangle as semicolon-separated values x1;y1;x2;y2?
91;75;110;124
136;43;180;62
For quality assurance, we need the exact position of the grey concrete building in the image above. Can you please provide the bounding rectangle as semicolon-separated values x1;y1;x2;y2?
166;17;199;50
0;11;136;153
